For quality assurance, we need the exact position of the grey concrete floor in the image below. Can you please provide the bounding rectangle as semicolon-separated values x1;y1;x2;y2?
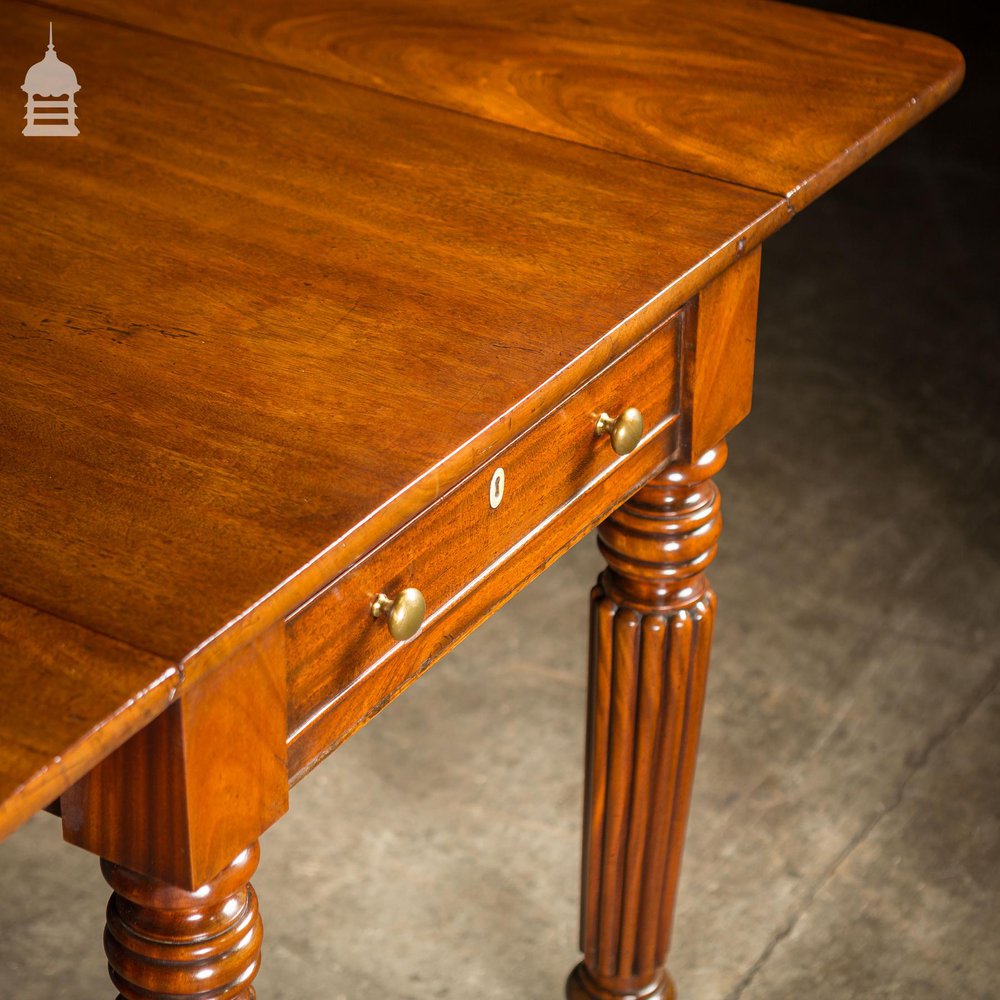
1;5;997;999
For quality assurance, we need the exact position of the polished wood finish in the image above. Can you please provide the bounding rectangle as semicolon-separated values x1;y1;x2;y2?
286;249;764;776
287;313;680;751
103;842;262;1000
51;0;965;208
0;2;964;997
569;446;725;1000
682;247;762;461
0;4;783;664
0;1;786;831
0;596;176;841
288;381;684;782
62;626;287;888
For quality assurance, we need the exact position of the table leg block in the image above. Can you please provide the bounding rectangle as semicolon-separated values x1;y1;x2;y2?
568;444;725;1000
61;624;288;889
103;842;262;1000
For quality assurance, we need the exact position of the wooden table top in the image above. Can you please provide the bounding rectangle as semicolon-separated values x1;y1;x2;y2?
45;0;964;208
0;0;962;838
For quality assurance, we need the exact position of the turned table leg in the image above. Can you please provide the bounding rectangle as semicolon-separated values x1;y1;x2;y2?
102;842;263;1000
59;627;286;999
567;444;725;1000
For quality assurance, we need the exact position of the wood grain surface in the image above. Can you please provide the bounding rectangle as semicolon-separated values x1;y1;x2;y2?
0;596;176;840
0;4;783;670
288;390;683;785
61;624;288;887
0;0;963;843
287;314;679;738
682;247;761;460
42;0;965;207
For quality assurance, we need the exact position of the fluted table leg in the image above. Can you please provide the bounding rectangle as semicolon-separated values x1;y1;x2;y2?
567;444;726;1000
102;842;263;1000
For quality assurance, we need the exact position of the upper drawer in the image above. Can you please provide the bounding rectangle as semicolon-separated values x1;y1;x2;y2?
287;312;681;735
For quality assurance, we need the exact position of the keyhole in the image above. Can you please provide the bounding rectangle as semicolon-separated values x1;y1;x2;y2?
489;467;505;509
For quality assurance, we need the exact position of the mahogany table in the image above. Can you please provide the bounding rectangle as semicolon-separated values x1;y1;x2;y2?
0;2;962;997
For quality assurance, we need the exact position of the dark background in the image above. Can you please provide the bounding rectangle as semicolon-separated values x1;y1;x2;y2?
682;5;1000;993
726;0;998;595
755;0;998;495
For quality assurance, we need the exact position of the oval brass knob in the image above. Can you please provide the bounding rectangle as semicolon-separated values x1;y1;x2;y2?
595;406;644;455
371;587;426;641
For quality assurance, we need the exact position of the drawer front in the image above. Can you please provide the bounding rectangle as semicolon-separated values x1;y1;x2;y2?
286;312;681;744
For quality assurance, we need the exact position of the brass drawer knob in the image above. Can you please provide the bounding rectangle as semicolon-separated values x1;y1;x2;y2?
595;406;644;455
371;587;426;641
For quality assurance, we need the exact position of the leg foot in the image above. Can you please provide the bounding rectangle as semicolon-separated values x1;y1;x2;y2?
567;961;675;1000
102;842;262;1000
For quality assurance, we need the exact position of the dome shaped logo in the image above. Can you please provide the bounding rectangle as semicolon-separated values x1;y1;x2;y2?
22;23;80;137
